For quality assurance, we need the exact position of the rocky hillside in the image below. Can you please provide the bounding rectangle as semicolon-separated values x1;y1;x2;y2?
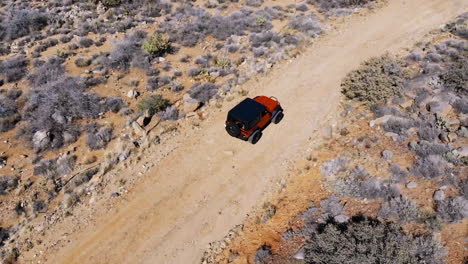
0;0;380;262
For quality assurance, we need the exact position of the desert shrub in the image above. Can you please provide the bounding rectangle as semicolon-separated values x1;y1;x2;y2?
288;13;323;37
413;142;450;158
79;37;94;48
250;30;281;48
188;82;219;103
85;76;107;87
0;96;17;119
304;215;445;264
161;7;273;46
436;196;468;223
0;55;29;83
246;0;263;7
33;155;77;179
86;123;113;150
418;124;441;141
0;176;19;195
0;93;20;132
75;57;92;67
143;33;171;56
383;117;415;136
1;9;48;41
137;95;170;115
389;164;408;182
440;55;468;96
106;30;147;71
341;55;408;105
147;76;171;91
100;0;122;8
254;245;272;264
379;195;419;222
452;98;468;114
444;12;468;39
28;56;65;87
105;97;125;113
296;3;309;11
159;105;179;121
320;195;346;220
0;44;10;56
140;1;172;17
309;0;374;12
411;155;448;179
334;167;398;199
0;227;9;247
321;157;347;177
21;76;105;151
60;34;73;43
188;67;202;77
32;200;47;213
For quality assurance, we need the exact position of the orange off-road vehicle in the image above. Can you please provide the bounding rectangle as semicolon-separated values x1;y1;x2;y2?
225;96;284;144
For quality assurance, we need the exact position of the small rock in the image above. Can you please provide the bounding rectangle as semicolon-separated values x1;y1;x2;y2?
446;118;460;132
293;248;305;260
382;150;393;161
334;214;349;223
111;192;120;198
183;98;201;113
406;181;417;189
127;89;140;99
433;190;445;201
439;132;449;143
384;132;399;141
131;121;146;136
448;132;457;142
399;99;413;108
453;146;468;158
428;101;452;118
459;127;468;138
84;155;97;164
369;115;392;127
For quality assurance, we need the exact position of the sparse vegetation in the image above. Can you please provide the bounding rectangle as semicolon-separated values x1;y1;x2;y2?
304;215;445;264
143;33;171;56
341;55;408;105
137;95;170;116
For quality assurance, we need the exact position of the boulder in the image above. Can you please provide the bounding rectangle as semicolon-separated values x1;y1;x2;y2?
33;130;50;149
406;181;417;189
382;150;393;161
428;101;452;118
183;98;201;113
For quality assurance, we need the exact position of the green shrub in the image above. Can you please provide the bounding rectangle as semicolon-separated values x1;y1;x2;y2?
341;55;408;105
143;33;171;56
137;95;170;115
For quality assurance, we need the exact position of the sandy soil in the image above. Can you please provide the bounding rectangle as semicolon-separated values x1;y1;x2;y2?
33;0;466;263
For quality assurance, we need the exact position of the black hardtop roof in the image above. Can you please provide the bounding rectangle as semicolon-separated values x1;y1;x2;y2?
228;98;266;123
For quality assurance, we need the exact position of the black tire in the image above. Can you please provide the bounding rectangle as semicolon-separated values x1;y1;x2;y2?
226;123;241;137
249;130;262;144
273;111;284;124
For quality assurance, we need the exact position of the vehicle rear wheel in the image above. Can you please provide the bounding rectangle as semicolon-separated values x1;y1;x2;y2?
273;111;284;124
249;130;262;144
226;123;241;137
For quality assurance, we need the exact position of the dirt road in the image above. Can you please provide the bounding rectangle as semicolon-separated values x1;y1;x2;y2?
52;1;466;263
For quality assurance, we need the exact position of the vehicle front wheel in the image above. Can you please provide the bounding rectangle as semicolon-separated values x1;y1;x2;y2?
249;130;262;144
273;111;284;124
